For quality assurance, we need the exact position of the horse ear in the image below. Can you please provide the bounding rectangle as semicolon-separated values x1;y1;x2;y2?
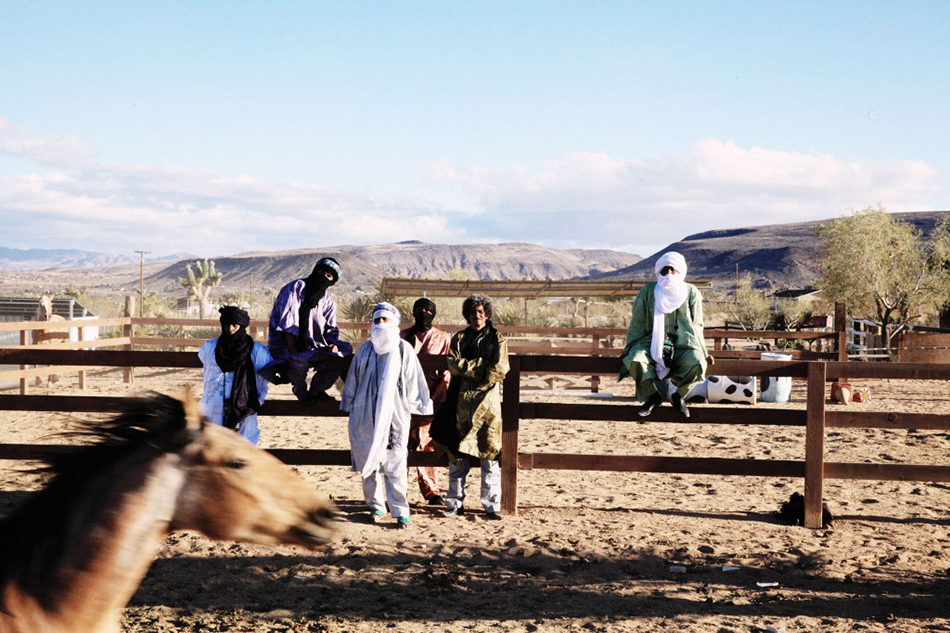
167;386;204;447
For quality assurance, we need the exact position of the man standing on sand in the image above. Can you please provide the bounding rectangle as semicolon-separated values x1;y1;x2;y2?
265;257;353;404
618;251;711;419
400;297;451;506
431;294;509;521
342;302;432;529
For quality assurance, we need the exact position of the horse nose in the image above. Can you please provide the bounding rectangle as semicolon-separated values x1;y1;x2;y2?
309;504;336;528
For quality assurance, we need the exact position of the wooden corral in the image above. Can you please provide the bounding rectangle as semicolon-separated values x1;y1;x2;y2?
0;347;948;530
898;332;950;363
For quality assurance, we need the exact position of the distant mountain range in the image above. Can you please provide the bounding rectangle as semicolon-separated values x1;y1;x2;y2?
143;242;644;293
5;211;949;295
0;248;192;271
593;211;950;287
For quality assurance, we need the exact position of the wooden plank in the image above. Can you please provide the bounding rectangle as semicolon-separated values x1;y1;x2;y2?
520;402;806;425
501;355;521;516
517;355;813;378
0;443;450;467
824;462;950;482
826;410;950;430
835;302;848;363
711;350;835;360
824;362;950;380
17;337;132;351
804;361;827;528
0;317;131;332
521;453;805;476
705;329;835;340
0;349;203;368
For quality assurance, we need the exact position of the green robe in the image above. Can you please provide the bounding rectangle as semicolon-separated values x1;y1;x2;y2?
442;324;510;461
619;282;709;400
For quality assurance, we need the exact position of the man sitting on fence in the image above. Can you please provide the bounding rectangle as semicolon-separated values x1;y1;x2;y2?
198;306;274;445
264;257;353;404
342;302;433;529
400;297;452;506
619;251;710;418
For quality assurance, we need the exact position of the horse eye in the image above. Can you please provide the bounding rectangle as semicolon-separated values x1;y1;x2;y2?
225;458;248;470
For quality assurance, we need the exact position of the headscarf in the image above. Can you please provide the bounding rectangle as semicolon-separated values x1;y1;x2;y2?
214;306;260;430
298;257;342;347
409;297;436;335
360;302;403;478
651;252;689;380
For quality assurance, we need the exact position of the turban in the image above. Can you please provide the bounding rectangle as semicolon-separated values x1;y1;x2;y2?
311;257;342;285
218;305;250;328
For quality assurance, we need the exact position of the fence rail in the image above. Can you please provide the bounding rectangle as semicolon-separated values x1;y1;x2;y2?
0;347;947;529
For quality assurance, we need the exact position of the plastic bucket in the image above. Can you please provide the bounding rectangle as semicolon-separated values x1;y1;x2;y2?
759;352;793;402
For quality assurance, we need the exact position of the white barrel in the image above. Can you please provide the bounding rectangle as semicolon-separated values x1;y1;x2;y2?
760;352;793;402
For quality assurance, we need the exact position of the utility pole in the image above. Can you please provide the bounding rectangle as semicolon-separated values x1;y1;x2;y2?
134;250;150;317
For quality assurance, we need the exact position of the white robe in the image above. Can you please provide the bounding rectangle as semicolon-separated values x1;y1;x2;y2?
341;339;433;477
197;339;273;445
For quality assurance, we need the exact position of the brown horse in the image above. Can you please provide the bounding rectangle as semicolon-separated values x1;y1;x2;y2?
32;295;69;387
0;390;335;633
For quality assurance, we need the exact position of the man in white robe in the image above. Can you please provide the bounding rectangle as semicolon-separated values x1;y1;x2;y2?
341;302;433;528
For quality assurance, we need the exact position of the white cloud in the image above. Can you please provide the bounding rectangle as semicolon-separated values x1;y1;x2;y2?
426;139;944;255
0;120;944;259
0;120;95;168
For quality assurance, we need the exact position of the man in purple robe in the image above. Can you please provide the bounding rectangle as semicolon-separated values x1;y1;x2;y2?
266;257;353;404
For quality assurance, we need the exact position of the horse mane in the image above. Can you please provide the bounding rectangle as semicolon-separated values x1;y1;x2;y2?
0;393;197;605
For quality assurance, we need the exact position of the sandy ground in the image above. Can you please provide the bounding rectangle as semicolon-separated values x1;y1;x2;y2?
1;367;949;632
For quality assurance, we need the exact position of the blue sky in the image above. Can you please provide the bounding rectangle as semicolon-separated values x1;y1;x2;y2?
1;1;948;258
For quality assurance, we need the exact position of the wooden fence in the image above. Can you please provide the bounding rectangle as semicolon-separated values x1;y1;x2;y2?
0;347;947;529
0;302;848;396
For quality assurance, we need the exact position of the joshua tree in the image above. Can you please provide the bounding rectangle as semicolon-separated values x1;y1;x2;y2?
178;259;223;319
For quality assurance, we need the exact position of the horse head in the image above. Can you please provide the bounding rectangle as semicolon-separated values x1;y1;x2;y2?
168;389;336;548
35;295;54;322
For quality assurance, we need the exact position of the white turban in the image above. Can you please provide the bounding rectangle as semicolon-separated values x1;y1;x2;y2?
651;252;689;380
370;302;401;355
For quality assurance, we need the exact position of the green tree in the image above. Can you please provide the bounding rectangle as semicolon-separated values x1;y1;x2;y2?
817;207;950;351
178;259;223;319
729;275;773;331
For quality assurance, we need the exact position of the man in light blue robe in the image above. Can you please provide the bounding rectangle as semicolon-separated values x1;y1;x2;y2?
341;303;432;528
198;306;274;445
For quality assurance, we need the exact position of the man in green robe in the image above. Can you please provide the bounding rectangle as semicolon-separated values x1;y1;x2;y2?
431;294;509;520
619;251;711;418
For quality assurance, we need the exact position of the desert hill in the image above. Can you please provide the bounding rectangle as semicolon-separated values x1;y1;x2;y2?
593;211;950;288
143;242;644;293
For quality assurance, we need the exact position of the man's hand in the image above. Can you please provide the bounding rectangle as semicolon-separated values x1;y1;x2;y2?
329;344;339;354
707;355;716;366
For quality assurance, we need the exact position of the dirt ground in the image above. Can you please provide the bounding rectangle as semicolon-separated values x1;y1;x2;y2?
1;367;949;632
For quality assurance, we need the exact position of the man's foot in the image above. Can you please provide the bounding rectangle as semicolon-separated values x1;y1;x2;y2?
369;509;385;524
443;506;464;517
426;494;445;506
485;511;503;521
637;392;664;417
397;516;411;529
309;389;337;402
671;392;690;418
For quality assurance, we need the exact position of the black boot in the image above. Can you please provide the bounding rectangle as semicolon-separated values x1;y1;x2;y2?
671;392;690;418
637;392;664;417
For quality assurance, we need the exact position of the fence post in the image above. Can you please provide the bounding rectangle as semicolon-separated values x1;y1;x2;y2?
77;326;86;390
19;330;28;396
590;334;601;393
834;302;847;362
501;355;521;516
124;296;135;384
804;361;827;528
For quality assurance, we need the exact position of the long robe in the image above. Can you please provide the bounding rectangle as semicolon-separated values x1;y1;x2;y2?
341;339;433;476
198;339;273;445
432;324;509;461
619;282;709;400
400;326;452;405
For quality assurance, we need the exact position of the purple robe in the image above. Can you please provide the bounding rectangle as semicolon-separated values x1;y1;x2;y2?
267;279;352;358
266;279;353;395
